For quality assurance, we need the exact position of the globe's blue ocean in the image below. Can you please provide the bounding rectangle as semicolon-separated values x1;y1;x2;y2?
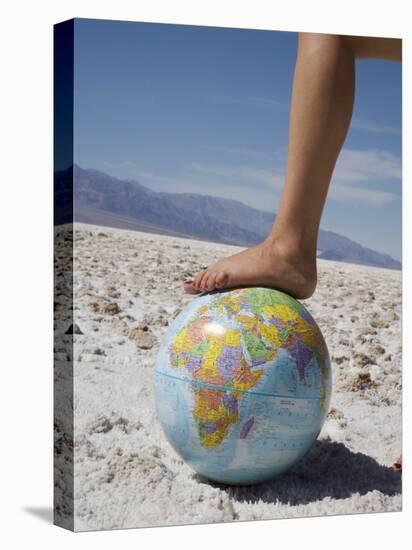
154;287;332;485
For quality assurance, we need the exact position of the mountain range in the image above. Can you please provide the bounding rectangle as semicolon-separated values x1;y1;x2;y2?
54;165;401;270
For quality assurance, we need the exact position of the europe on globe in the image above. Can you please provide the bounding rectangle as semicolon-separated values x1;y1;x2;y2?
154;286;332;485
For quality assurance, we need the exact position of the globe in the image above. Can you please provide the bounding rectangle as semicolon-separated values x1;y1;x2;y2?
154;286;332;485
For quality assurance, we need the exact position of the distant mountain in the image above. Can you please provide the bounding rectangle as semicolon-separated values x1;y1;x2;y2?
54;165;401;270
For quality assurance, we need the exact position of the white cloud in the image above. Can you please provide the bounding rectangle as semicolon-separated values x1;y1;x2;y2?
333;148;402;184
330;183;398;205
95;145;401;209
188;162;284;192
326;148;401;204
189;146;402;205
132;168;280;211
238;167;284;191
351;117;401;136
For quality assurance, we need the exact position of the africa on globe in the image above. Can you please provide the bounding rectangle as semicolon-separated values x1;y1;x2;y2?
154;286;332;485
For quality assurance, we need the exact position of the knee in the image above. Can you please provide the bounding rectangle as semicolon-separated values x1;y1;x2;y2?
342;36;402;61
298;32;352;58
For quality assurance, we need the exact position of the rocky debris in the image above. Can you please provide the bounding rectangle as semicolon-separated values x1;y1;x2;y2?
333;355;349;365
345;371;377;392
368;344;386;356
356;329;378;345
61;225;402;528
102;302;121;315
86;413;142;435
369;312;390;329
89;301;121;315
128;325;156;349
353;352;376;368
89;301;102;313
120;313;136;322
327;407;345;420
143;307;170;327
105;285;121;299
65;323;83;335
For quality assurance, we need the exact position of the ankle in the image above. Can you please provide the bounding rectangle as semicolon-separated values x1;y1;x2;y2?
262;234;318;298
264;231;317;264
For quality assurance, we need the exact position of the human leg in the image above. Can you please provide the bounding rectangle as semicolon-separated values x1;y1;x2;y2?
184;33;401;297
185;32;356;297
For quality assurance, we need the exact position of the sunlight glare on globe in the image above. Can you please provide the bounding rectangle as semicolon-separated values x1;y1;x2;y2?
203;321;227;337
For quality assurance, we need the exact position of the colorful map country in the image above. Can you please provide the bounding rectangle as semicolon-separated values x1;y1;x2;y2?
169;287;329;449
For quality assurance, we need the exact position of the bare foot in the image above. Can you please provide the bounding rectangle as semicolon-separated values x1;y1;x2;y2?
183;238;317;299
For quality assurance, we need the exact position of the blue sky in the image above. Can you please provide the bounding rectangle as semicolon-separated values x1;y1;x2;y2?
73;18;402;260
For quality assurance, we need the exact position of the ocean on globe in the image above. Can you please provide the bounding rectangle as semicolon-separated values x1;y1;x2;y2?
154;286;332;485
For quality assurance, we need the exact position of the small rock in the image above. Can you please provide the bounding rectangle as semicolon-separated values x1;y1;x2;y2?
327;407;345;419
105;285;121;299
89;301;121;315
346;371;377;392
128;327;156;349
333;356;349;365
86;413;140;435
373;344;386;355
370;312;389;329
158;316;169;327
354;352;375;367
89;301;101;313
97;232;108;238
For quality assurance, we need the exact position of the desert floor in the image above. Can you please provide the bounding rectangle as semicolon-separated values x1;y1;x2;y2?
54;223;402;531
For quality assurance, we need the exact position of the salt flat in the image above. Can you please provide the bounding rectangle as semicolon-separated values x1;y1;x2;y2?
54;223;402;531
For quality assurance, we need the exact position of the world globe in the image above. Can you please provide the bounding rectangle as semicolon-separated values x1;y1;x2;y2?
154;286;332;485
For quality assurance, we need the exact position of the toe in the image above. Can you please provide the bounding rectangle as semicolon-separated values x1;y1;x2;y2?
183;280;201;294
193;270;206;289
215;271;229;288
200;271;212;291
206;272;218;291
